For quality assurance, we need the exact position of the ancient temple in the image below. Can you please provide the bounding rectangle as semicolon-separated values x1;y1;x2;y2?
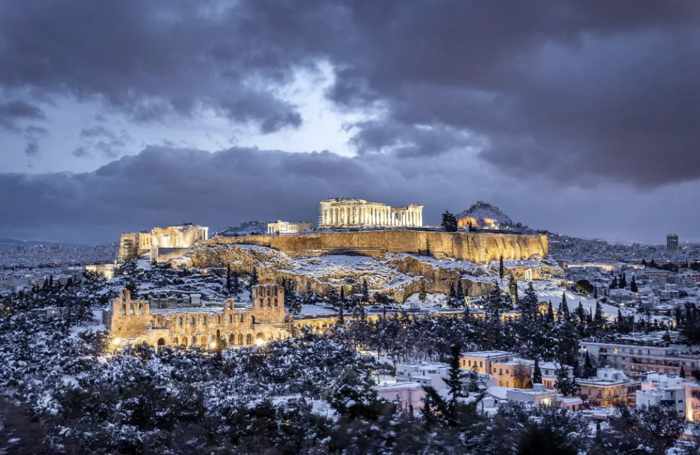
319;198;423;229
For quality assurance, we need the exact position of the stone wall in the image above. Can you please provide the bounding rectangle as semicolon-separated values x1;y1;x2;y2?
209;230;547;264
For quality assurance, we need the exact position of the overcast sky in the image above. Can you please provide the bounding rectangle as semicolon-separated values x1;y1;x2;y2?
1;1;699;245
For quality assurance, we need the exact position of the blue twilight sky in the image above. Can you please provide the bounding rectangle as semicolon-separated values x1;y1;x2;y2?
1;1;699;244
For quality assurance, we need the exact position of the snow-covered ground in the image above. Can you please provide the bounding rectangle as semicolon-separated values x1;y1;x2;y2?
530;281;630;320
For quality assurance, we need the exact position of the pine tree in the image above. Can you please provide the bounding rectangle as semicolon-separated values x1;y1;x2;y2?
616;308;625;332
521;282;538;317
509;274;518;306
444;343;465;414
583;352;596;378
441;211;458;232
361;279;369;302
630;276;638;293
546;301;554;322
532;358;543;384
456;280;465;302
555;367;577;396
559;293;570;320
594;301;604;329
232;269;240;293
339;287;345;323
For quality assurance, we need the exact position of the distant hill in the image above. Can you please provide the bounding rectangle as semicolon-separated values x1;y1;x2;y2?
0;238;48;246
457;201;518;228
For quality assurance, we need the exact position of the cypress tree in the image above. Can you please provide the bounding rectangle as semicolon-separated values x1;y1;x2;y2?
583;352;596;378
232;270;240;293
594;301;604;329
444;343;465;415
630;276;638;293
546;301;554;322
249;267;258;287
610;276;618;289
338;287;345;323
560;293;570;320
499;255;504;280
361;279;369;302
620;273;627;288
532;358;543;384
509;274;518;306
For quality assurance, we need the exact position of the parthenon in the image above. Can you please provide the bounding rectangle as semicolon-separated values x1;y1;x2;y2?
319;198;423;229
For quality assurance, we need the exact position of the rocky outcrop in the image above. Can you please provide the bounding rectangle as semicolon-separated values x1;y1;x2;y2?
209;230;547;264
188;244;498;303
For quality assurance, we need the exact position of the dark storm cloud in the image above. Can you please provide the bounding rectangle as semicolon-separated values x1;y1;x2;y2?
78;126;132;158
318;1;700;186
0;100;45;130
2;0;700;190
0;0;314;133
24;141;39;157
0;147;395;243
1;146;699;244
349;120;479;158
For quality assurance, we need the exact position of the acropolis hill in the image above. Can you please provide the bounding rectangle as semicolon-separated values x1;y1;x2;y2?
206;230;548;264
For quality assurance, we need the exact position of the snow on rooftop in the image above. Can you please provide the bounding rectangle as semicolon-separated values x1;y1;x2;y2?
462;350;512;358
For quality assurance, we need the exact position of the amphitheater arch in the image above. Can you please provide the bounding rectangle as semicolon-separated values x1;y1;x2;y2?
229;334;235;345
238;333;244;345
157;338;166;349
246;334;253;345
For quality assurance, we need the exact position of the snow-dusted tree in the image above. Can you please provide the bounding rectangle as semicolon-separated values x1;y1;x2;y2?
554;367;577;396
532;358;543;384
441;211;458;232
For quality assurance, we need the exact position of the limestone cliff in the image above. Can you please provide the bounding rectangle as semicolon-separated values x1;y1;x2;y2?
208;230;548;264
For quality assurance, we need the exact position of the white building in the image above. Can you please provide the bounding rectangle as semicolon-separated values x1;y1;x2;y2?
266;220;312;235
581;339;700;378
396;361;450;393
636;373;686;417
319;198;423;229
506;384;557;407
375;378;426;412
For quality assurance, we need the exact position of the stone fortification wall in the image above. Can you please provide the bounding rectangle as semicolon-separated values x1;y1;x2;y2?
209;230;547;264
